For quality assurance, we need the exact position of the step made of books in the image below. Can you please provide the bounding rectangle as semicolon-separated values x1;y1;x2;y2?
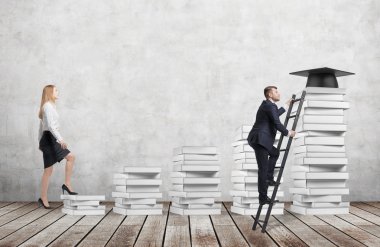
230;126;284;215
112;166;162;215
61;195;105;215
169;146;222;215
289;87;350;215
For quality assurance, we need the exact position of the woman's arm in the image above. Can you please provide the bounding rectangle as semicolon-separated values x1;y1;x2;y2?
43;103;64;142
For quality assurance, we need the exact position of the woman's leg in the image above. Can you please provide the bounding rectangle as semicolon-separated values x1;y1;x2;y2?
64;153;76;191
41;166;53;206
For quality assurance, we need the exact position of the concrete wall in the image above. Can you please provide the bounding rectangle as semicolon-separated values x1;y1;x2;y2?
1;0;379;201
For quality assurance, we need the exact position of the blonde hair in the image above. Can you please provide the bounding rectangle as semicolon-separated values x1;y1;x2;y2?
38;85;56;119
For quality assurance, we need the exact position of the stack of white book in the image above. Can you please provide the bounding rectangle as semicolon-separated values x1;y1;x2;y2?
289;87;350;215
169;146;221;215
112;167;163;215
230;125;284;215
61;195;106;215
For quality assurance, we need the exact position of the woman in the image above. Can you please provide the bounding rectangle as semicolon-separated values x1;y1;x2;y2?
38;85;77;209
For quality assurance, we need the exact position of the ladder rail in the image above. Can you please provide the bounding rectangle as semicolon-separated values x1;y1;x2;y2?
252;90;306;232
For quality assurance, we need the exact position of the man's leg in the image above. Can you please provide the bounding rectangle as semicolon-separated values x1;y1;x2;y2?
252;144;269;202
267;146;280;182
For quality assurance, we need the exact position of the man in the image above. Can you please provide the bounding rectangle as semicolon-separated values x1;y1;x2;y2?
247;86;296;205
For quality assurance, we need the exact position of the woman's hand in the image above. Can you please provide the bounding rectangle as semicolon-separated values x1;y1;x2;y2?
59;140;68;149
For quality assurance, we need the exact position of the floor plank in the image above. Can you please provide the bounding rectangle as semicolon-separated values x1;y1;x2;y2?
189;215;219;247
18;211;83;246
224;202;277;247
106;215;147;247
134;202;170;247
286;209;365;247
49;203;113;247
0;203;38;227
0;204;64;246
210;203;249;247
349;205;380;225
0;202;61;239
77;206;126;247
0;202;13;209
273;211;335;247
0;202;30;217
364;202;380;209
337;212;380;238
352;202;380;217
164;212;191;247
317;214;380;247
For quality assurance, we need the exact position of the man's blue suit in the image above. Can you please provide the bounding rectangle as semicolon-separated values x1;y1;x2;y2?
247;99;289;202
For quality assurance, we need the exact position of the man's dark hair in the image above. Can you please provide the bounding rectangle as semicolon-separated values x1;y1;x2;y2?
264;86;277;99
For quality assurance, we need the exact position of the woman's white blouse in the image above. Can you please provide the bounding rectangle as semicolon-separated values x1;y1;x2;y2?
38;102;63;142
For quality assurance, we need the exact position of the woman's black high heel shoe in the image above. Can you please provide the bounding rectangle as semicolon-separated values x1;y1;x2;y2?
62;184;78;195
38;198;52;209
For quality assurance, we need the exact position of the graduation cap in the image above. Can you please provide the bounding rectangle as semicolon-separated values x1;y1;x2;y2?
290;67;354;88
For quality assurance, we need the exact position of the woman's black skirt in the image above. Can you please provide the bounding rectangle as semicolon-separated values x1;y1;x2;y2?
39;131;70;168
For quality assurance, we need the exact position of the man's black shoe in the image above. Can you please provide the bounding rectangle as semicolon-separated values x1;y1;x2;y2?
266;179;280;186
259;196;279;205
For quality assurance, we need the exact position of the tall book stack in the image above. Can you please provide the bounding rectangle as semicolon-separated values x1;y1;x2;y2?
230;125;284;215
169;146;221;215
61;195;106;215
289;87;350;215
112;167;163;215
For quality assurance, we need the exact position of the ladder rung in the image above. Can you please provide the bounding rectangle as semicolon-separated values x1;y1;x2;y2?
274;166;282;169
289;114;297;118
293;98;302;102
280;149;288;152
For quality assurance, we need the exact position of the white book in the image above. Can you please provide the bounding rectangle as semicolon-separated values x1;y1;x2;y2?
234;158;257;164
113;207;162;215
234;152;255;160
173;146;217;155
170;206;221;215
172;184;219;192
303;108;344;115
171;177;220;184
171;197;215;204
231;206;283;216
115;198;156;205
114;185;160;193
230;190;284;198
233;197;259;204
112;192;162;199
173;154;219;162
168;191;221;198
234;163;258;170
62;208;105;215
289;187;349;195
295;157;348;165
301;115;344;124
60;195;105;201
231;176;281;183
123;167;161;174
294;100;350;109
171;203;221;209
303;94;345;101
64;205;106;210
296;123;347;132
114;173;160;179
173;160;220;165
294;136;345;146
63;200;99;206
293;131;345;137
231;170;257;177
293;145;346;153
170;171;219;178
232;202;284;209
291;165;347;172
232;140;249;147
236;125;252;133
293;201;350;208
233;145;254;153
290;205;349;215
302;87;346;94
233;184;282;191
293;180;346;188
113;179;162;186
115;203;162;209
291;172;349;180
235;132;249;141
292;194;342;202
295;152;346;158
173;165;220;172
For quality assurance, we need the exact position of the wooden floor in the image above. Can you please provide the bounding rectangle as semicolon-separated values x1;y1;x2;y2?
0;202;379;246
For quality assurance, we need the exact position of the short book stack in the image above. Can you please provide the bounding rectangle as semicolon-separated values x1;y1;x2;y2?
169;146;221;215
112;167;163;215
289;87;350;215
61;195;106;215
230;125;284;215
